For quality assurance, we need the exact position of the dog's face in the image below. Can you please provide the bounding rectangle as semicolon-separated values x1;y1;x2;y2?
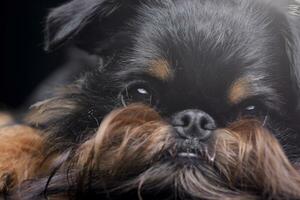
26;0;300;199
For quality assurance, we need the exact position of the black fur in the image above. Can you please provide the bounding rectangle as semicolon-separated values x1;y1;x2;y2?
23;0;300;199
36;0;300;147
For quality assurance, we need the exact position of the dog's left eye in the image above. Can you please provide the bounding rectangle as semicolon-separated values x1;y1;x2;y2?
240;101;265;117
120;83;157;106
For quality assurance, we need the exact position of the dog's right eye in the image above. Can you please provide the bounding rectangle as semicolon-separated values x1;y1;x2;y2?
120;83;158;106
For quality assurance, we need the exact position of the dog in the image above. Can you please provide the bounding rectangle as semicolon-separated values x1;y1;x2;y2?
1;0;300;199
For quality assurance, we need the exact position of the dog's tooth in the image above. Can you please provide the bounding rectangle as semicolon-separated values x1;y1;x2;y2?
207;151;216;162
204;146;216;163
178;152;198;158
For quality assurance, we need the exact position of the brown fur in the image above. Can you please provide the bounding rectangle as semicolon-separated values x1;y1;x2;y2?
0;125;45;192
26;98;79;127
74;104;171;175
215;120;300;198
25;83;82;127
228;78;251;104
148;60;173;81
8;105;300;200
0;113;14;127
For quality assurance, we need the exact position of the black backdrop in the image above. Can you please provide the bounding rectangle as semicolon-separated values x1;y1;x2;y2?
1;0;67;109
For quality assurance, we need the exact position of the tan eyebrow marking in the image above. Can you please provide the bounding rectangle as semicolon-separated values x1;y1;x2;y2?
148;59;173;81
228;78;252;104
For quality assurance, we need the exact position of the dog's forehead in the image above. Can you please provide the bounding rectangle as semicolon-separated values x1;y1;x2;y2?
123;0;288;108
131;1;260;70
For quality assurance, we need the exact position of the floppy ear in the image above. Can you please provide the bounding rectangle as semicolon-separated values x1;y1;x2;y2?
45;0;140;52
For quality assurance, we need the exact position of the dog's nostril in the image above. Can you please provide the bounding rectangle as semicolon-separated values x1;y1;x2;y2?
200;117;209;129
199;115;216;130
182;114;192;127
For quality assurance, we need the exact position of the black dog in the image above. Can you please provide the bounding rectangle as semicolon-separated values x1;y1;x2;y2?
1;0;300;199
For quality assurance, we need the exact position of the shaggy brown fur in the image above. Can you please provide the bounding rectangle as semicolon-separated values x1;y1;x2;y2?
0;125;45;193
2;104;300;200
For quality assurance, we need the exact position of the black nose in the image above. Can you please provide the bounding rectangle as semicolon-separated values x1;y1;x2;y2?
172;110;216;140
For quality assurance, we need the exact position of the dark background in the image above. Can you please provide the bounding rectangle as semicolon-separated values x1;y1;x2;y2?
1;0;67;109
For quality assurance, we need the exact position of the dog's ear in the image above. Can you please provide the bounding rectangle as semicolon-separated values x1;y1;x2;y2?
45;0;140;52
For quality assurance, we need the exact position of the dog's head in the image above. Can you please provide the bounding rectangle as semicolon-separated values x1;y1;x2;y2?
26;0;300;199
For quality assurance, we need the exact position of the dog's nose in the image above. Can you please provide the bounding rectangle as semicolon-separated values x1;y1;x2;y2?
172;110;216;140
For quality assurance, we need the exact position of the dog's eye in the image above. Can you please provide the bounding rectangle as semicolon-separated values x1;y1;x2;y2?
240;101;265;117
244;105;257;115
120;83;157;106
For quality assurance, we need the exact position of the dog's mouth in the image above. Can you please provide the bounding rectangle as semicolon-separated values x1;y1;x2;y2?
177;152;199;159
175;146;202;160
165;138;215;163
